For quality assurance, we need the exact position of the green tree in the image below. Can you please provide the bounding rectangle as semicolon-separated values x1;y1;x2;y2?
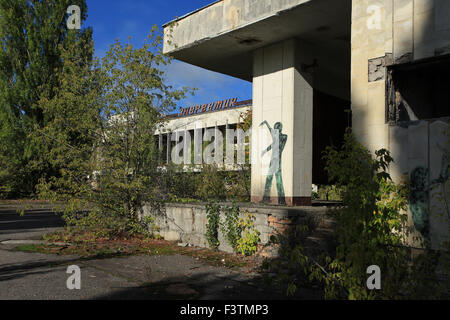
37;27;193;237
0;0;91;198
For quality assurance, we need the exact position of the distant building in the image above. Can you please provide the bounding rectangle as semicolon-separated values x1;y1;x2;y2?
156;98;251;166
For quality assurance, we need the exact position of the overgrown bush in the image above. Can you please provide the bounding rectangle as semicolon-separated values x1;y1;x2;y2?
165;163;199;202
205;201;221;250
236;211;260;256
196;164;227;201
195;164;250;202
221;201;241;252
224;166;251;202
265;131;448;299
205;201;260;256
316;185;344;201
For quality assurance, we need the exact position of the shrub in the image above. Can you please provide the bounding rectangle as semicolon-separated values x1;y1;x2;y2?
205;201;221;250
221;201;241;252
196;164;227;201
264;131;447;299
236;211;260;256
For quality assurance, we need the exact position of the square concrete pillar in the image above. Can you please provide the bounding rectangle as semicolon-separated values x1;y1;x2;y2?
251;39;313;206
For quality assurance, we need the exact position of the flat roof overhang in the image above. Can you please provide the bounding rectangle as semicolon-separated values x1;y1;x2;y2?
163;0;351;82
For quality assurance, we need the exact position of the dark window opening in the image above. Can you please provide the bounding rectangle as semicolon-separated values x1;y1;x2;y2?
313;90;350;184
387;54;450;123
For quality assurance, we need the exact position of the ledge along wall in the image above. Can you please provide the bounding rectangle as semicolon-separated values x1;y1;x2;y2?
141;203;335;257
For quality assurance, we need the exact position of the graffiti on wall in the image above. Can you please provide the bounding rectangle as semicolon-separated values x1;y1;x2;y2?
429;143;450;219
409;143;450;240
409;166;430;239
260;121;287;205
390;121;449;247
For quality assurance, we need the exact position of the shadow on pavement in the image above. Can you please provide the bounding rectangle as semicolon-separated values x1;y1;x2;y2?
0;206;65;234
0;257;82;283
91;271;322;300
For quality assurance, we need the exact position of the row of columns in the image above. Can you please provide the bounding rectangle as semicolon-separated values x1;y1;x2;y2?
157;122;226;165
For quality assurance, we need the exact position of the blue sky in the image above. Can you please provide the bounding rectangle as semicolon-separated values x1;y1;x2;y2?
84;0;252;111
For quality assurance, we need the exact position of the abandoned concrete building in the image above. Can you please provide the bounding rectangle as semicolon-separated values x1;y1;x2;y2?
156;98;252;166
154;0;450;250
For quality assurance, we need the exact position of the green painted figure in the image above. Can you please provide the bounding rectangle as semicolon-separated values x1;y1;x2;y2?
409;166;430;239
260;121;287;205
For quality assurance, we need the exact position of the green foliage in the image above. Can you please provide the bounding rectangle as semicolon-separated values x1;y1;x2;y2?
220;201;241;252
196;164;227;201
206;201;260;256
36;26;193;238
224;166;251;202
316;185;344;201
319;132;413;299
238;108;252;132
193;164;250;202
165;163;199;202
236;211;260;256
0;0;92;198
205;201;221;250
265;131;446;299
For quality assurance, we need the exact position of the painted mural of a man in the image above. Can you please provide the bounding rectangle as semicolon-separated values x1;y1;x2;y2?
260;120;287;205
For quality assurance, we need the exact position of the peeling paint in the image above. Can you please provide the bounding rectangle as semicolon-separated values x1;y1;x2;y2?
368;56;386;82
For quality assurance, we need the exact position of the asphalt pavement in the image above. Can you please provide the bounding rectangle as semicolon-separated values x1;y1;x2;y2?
0;203;305;300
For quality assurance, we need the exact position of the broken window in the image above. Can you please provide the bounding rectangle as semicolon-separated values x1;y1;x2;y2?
387;55;450;123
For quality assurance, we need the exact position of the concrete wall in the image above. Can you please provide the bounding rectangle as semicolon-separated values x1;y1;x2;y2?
164;0;311;53
141;202;331;256
389;119;449;249
351;0;450;248
351;0;450;154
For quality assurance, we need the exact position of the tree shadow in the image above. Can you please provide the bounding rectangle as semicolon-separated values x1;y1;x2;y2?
0;207;65;233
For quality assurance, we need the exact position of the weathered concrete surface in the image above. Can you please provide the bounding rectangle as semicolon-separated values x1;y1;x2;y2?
351;0;450;155
163;0;351;81
388;119;450;249
143;202;331;256
351;0;450;249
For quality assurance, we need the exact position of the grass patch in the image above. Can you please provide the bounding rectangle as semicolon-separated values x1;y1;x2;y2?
14;244;46;253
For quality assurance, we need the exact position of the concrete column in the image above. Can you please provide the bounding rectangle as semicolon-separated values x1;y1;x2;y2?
166;132;171;164
183;126;191;164
194;127;203;165
158;133;163;164
251;39;313;206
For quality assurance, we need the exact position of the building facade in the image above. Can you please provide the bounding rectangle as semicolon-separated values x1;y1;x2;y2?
162;0;449;248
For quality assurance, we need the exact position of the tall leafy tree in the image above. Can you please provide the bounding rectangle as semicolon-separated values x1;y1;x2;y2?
37;27;193;236
0;0;91;197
